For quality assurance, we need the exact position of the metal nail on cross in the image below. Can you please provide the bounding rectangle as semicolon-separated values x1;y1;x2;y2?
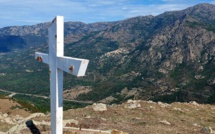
35;16;89;134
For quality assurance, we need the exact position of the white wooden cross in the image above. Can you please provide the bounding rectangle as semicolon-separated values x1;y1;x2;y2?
35;16;89;134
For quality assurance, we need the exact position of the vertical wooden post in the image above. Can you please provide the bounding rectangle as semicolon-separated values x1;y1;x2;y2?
48;16;64;134
35;16;89;134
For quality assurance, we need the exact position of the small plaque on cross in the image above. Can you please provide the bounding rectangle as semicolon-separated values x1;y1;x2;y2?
35;16;89;134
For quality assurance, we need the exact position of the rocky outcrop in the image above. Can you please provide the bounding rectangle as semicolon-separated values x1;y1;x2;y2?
124;100;141;109
93;103;107;112
1;99;215;133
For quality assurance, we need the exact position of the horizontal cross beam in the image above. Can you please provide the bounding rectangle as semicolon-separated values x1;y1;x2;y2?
35;52;89;77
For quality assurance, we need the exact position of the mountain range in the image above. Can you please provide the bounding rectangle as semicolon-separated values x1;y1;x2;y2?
0;3;214;104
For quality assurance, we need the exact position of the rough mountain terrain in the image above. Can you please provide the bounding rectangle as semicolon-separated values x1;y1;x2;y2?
0;3;214;105
0;98;214;134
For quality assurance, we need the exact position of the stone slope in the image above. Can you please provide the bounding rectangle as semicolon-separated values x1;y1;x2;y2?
0;98;215;134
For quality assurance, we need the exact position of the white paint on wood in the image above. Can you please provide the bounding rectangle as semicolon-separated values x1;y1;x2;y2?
57;56;89;76
35;16;89;134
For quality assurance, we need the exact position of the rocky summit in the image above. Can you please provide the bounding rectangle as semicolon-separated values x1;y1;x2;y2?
0;98;215;134
0;3;214;104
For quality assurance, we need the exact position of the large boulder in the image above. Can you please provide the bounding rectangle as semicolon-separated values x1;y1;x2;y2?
124;100;141;109
92;103;107;112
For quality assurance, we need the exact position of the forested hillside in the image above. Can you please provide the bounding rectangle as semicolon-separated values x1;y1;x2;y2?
0;3;214;104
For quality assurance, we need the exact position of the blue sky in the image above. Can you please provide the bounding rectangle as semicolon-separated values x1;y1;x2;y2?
0;0;214;28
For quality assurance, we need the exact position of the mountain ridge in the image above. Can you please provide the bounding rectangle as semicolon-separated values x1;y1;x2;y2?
0;3;214;104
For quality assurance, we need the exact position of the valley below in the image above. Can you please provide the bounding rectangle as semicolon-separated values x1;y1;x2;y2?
0;4;214;105
0;3;215;134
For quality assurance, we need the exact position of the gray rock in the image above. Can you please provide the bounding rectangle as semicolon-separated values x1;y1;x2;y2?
159;120;171;125
3;113;8;118
93;103;107;112
124;100;141;109
201;126;214;133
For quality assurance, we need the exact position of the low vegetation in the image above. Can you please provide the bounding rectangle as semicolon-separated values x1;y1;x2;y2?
11;94;88;113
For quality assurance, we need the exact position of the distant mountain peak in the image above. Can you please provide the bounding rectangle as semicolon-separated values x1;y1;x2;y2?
0;3;214;104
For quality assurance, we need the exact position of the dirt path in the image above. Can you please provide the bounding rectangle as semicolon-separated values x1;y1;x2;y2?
0;89;93;104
